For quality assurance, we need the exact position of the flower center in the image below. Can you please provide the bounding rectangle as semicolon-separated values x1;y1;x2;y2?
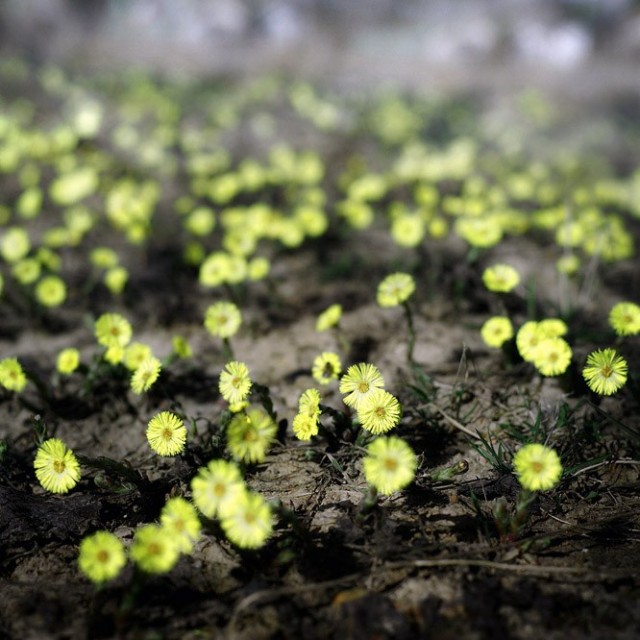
601;365;613;378
531;461;544;473
97;549;110;563
384;457;398;471
244;428;258;442
53;460;66;474
214;482;225;497
375;407;386;418
162;428;172;441
148;542;161;556
357;381;369;393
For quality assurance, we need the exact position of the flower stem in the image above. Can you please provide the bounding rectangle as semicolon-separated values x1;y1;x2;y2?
402;301;416;364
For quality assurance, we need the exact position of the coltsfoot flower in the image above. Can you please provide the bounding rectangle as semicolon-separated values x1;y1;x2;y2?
538;318;568;338
0;357;27;392
582;348;628;396
131;524;179;574
104;266;128;294
357;389;401;435
220;490;273;549
227;408;277;464
56;348;80;375
219;361;252;405
292;412;319;441
532;337;572;377
34;438;81;494
339;363;385;410
146;411;187;456
172;334;192;358
513;443;562;491
204;301;242;339
298;388;321;416
311;351;342;385
123;342;153;371
160;497;201;554
363;436;417;495
191;459;246;518
480;316;514;349
376;272;415;307
609;302;640;337
94;312;132;349
35;275;67;307
516;321;544;362
315;304;342;332
131;356;162;394
482;264;520;293
78;530;127;584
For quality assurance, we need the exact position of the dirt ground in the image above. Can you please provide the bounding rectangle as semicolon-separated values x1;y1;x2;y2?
1;57;640;640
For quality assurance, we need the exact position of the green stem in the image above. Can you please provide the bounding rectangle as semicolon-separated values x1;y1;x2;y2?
402;301;416;364
222;337;234;361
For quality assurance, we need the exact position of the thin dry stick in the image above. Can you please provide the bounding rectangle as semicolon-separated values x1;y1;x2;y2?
571;459;640;477
428;403;483;440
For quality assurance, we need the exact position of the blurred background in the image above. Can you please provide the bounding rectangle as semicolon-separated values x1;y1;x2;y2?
1;0;639;96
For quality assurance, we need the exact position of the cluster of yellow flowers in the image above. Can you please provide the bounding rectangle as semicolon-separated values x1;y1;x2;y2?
79;496;203;583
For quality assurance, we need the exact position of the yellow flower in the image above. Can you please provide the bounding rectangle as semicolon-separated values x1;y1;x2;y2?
185;206;216;236
376;272;415;307
538;318;568;338
247;256;271;281
57;348;80;374
219;361;252;405
191;459;246;518
339;362;385;410
104;266;129;294
357;389;401;435
35;275;66;307
49;166;98;206
315;304;342;332
131;524;179;574
363;436;417;495
455;215;503;248
12;258;41;285
0;227;30;263
104;345;125;365
609;302;640;337
78;531;127;584
391;213;425;248
582;348;628;396
94;313;132;349
292;412;319;441
90;247;119;269
532;337;572;376
298;388;321;416
513;443;562;491
131;356;162;394
172;335;192;358
556;254;580;275
34;438;81;494
0;357;27;392
124;342;153;371
311;352;342;385
480;316;514;348
146;411;187;456
160;497;201;555
220;490;273;549
204;301;242;339
482;264;520;293
227;408;277;464
515;321;544;362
